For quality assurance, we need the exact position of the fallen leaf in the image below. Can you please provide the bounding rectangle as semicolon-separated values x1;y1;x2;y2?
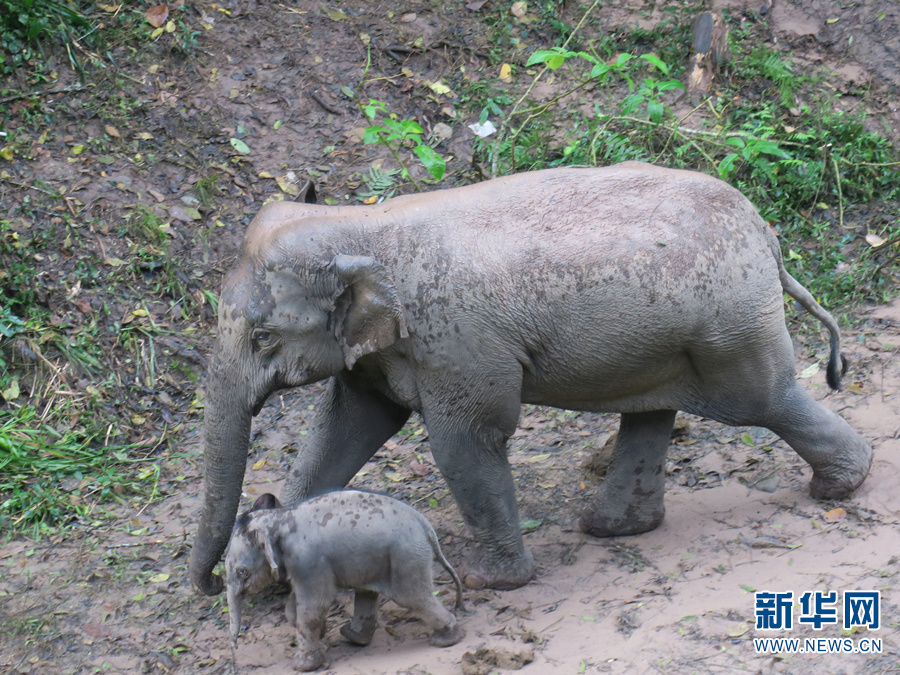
798;362;820;379
520;519;542;531
740;584;756;593
99;4;121;11
230;137;250;154
170;205;202;222
105;125;120;138
71;145;84;155
727;624;750;638
132;309;148;317
1;379;20;402
385;471;404;482
146;4;169;28
276;176;299;196
511;1;527;17
325;8;348;21
409;462;430;476
499;63;513;82
363;195;378;204
82;623;112;638
0;146;12;160
252;458;266;470
165;19;176;33
824;507;847;523
740;434;754;447
865;233;886;248
104;256;127;267
258;171;275;178
401;12;416;21
527;453;550;463
135;132;154;140
149;573;170;583
428;80;454;96
466;0;487;9
845;383;864;394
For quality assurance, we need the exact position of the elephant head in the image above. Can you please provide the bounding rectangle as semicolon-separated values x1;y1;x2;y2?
225;493;283;643
189;220;408;595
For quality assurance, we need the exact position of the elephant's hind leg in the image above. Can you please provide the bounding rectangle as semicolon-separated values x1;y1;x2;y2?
759;382;872;499
340;590;378;646
579;410;676;537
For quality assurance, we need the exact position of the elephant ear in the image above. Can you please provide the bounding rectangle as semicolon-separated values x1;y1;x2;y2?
329;254;409;369
256;526;287;582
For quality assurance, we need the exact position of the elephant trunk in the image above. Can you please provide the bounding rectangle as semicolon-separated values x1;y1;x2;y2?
227;583;242;645
189;379;253;595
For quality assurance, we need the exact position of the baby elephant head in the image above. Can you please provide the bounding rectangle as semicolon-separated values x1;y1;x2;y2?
224;493;284;645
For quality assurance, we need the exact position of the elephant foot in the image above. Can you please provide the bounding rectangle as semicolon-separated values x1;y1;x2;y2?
293;648;326;672
579;503;664;538
461;549;534;590
429;622;464;648
809;441;873;500
340;619;376;646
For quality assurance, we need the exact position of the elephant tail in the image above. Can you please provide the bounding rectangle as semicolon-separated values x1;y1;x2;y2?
779;267;846;390
425;523;466;612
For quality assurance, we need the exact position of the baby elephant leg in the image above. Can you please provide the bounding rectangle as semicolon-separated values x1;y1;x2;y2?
419;595;464;647
289;590;331;672
340;590;378;646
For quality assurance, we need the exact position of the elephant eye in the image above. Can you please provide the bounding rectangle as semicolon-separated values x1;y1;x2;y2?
250;329;275;351
237;567;249;579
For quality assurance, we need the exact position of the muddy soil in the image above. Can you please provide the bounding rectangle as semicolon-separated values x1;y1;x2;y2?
1;1;899;674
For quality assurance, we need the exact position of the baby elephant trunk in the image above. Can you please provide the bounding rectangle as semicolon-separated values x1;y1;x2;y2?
227;584;242;645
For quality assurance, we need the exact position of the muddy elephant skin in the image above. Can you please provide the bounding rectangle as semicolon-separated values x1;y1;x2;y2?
191;161;873;595
225;491;464;671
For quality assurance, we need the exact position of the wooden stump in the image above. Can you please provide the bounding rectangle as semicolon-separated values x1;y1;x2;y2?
686;11;730;96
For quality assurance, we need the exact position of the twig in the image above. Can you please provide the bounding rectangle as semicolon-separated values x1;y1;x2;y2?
310;90;342;115
0;83;88;105
832;156;844;229
490;0;602;178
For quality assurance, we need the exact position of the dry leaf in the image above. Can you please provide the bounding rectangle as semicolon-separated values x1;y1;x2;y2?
797;362;820;379
105;125;120;138
499;63;513;82
276;176;300;196
865;233;886;248
363;195;378;204
252;458;266;470
146;4;169;28
401;12;417;21
824;507;847;523
511;1;527;17
527;453;550;463
428;80;454;96
105;256;127;267
466;0;487;9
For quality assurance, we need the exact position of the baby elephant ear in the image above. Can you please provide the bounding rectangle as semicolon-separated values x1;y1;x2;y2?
329;254;409;369
261;531;287;582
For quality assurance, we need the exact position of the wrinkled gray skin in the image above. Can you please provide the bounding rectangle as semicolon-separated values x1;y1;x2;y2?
225;491;464;672
192;161;873;595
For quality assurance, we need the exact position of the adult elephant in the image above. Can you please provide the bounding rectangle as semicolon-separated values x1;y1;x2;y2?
190;162;872;595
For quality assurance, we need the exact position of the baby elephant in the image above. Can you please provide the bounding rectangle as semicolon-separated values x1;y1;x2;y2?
225;490;465;671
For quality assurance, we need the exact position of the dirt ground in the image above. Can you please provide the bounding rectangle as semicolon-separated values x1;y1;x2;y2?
1;0;899;674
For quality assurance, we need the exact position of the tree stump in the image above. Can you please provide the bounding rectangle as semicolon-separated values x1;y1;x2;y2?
686;11;730;96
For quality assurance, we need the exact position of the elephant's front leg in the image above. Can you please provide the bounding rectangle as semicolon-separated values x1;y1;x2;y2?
425;414;532;591
282;373;412;504
579;410;676;537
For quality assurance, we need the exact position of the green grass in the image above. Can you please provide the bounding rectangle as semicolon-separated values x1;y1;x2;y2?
463;2;900;308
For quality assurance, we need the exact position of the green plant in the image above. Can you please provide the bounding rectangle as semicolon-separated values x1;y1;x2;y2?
361;99;446;191
0;0;90;73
